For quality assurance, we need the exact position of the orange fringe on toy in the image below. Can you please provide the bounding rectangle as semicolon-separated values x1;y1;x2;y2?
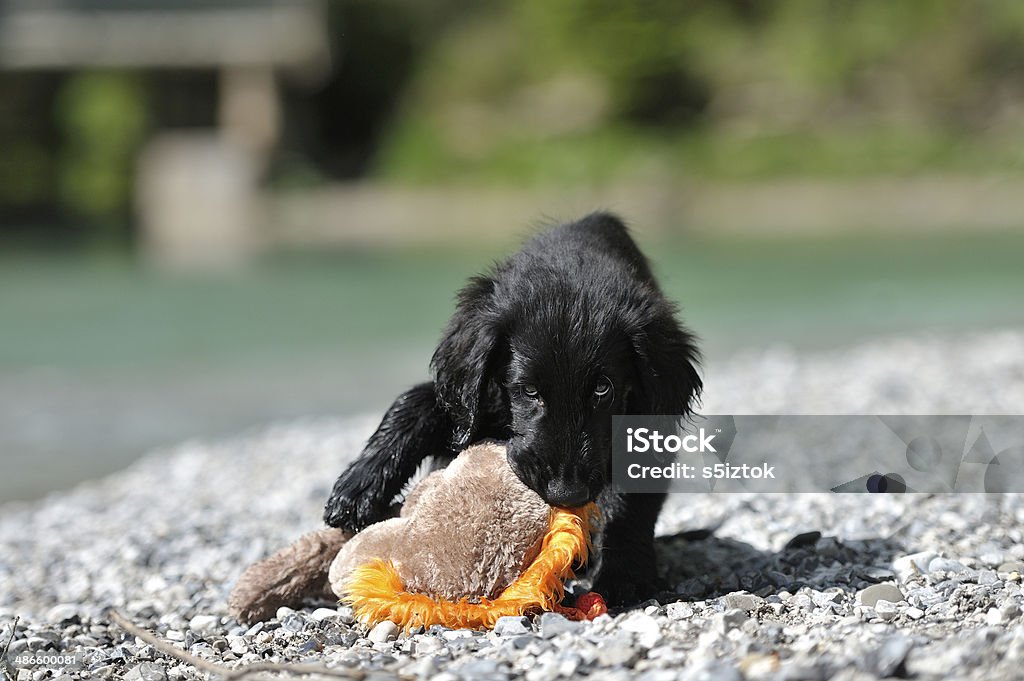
340;504;598;630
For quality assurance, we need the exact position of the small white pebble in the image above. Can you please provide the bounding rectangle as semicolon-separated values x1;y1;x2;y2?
368;621;398;644
665;602;693;620
226;636;249;655
188;615;219;637
310;608;339;622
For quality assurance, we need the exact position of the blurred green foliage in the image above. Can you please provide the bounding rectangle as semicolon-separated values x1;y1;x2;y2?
6;0;1024;238
56;72;148;242
375;0;1024;184
0;73;58;208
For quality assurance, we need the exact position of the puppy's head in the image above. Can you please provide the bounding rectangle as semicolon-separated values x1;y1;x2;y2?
500;297;636;507
431;265;701;508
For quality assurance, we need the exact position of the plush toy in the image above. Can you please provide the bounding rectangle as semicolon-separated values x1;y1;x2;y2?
229;441;607;629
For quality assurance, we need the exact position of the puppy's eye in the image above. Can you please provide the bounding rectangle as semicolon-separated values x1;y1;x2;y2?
594;377;612;397
522;384;540;399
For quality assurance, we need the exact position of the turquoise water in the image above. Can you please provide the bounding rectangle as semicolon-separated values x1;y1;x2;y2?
2;231;1023;503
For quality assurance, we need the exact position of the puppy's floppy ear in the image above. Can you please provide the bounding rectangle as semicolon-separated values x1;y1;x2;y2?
629;300;702;416
431;275;506;448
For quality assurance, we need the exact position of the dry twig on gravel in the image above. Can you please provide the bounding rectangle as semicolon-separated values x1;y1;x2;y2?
108;610;393;681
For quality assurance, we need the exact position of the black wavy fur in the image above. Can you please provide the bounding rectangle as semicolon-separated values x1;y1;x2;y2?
324;212;702;604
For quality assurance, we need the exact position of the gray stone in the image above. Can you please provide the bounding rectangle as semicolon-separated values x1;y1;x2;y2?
224;636;247;655
682;662;744;681
107;645;131;660
598;639;640;667
538;613;581;638
738;653;781;678
811;590;843;606
555;653;581;677
857;583;905;607
892;552;937;581
44;604;80;624
909;586;945;608
280;614;306;633
985;607;1006;625
869;636;913;677
404;657;439;678
636;670;678;681
618;613;662;648
789;594;814;610
984;602;1020;626
457;659;501;678
493;616;531;636
712;609;748;635
509;636;533;650
977;569;999;585
323;628;359;648
721;592;763;611
25;633;59;651
440;629;474;641
368;621;399;644
429;673;460;681
413;636;445;655
860;566;897;581
979;550;1005;566
665;602;694;620
310;608;340;622
785;531;822;549
928;557;968;574
448;639;481;655
187;615;220;638
873;599;900;621
123;663;168;681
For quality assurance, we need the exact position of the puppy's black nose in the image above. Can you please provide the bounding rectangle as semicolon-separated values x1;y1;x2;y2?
544;480;590;508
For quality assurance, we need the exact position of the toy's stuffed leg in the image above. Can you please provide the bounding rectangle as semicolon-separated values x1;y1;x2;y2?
228;527;353;625
324;382;455;532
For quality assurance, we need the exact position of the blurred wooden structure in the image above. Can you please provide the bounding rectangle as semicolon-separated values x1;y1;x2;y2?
264;176;1024;248
0;0;328;267
0;1;328;71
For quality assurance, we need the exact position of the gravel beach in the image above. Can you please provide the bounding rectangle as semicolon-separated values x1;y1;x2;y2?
2;330;1024;681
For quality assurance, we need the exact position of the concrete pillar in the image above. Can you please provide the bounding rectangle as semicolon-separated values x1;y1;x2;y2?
137;133;258;269
219;65;280;165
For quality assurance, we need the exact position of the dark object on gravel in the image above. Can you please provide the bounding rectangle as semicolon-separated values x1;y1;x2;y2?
786;531;823;550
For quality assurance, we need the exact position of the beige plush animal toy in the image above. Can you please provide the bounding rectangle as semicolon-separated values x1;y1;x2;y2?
229;441;606;630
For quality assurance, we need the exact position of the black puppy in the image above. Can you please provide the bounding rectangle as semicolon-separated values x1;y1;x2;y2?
324;212;702;603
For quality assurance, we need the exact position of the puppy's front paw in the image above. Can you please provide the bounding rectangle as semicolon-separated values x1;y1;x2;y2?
593;562;665;607
323;476;391;532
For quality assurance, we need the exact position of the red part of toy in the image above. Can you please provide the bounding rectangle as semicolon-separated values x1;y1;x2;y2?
576;591;608;619
554;591;608;621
